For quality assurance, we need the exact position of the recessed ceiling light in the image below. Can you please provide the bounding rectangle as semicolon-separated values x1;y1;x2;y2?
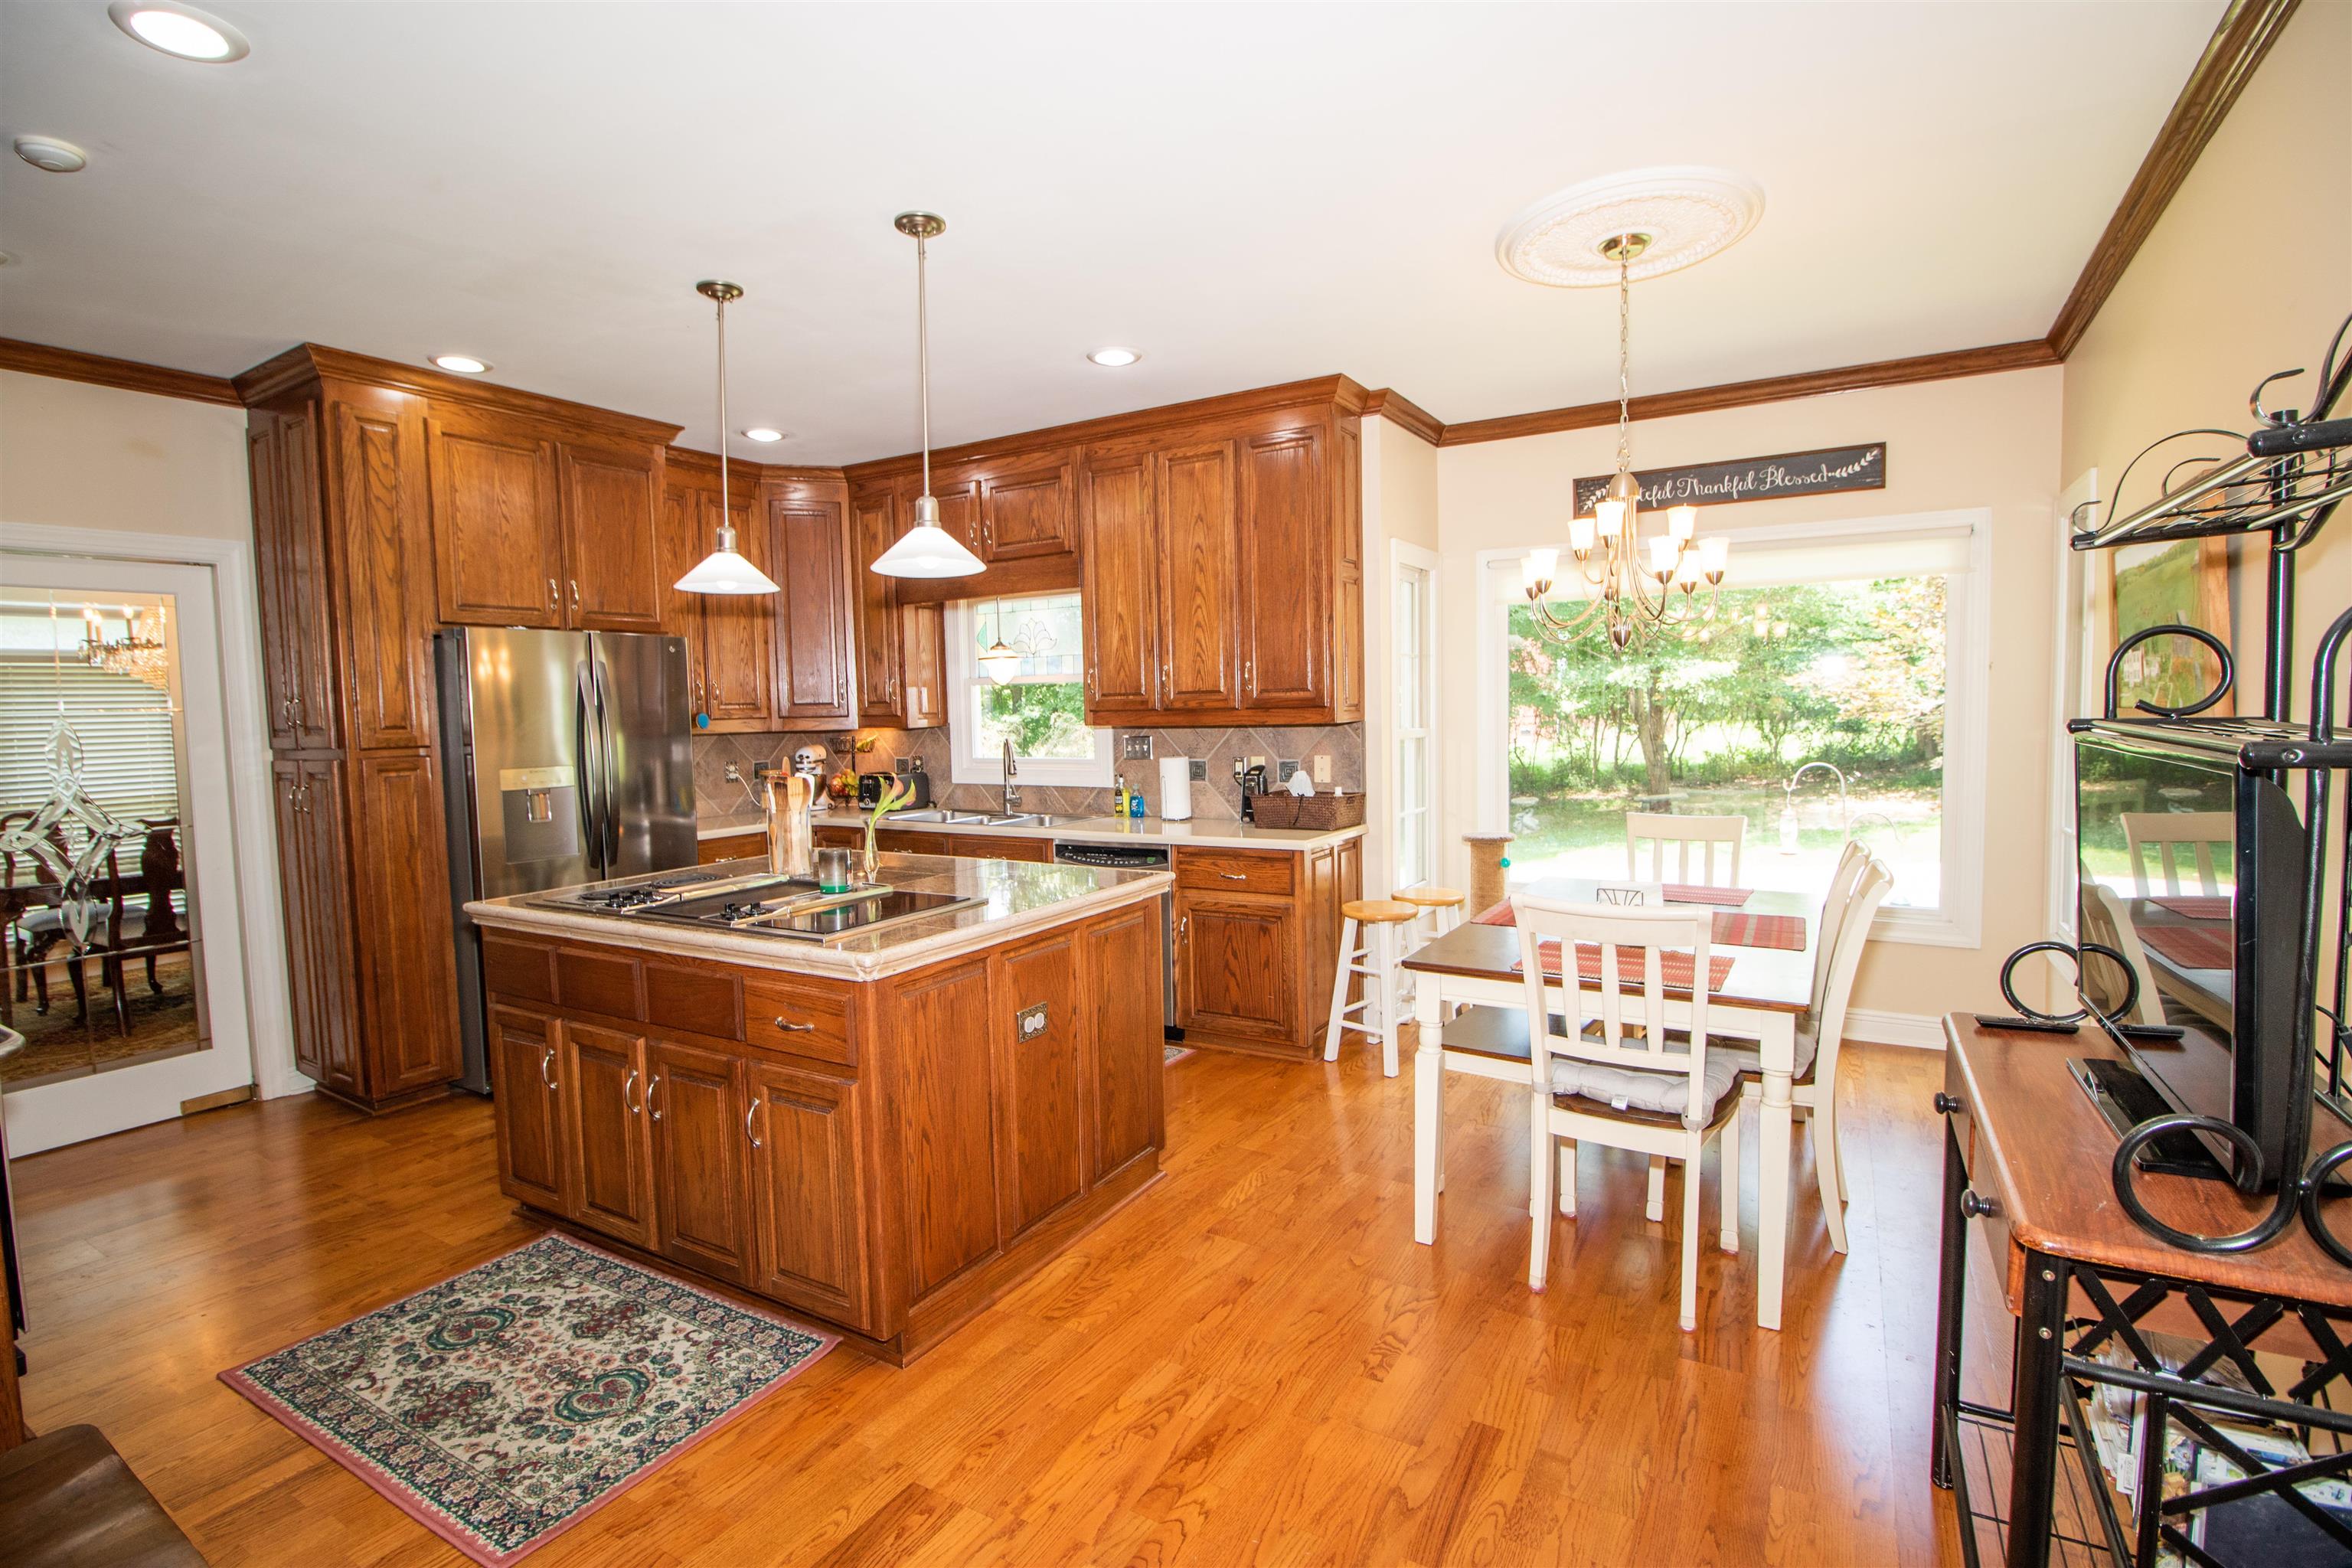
432;354;492;374
108;1;250;62
1086;347;1142;368
14;136;88;175
742;427;786;443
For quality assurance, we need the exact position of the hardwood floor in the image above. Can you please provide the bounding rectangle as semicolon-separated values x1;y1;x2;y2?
9;1036;1970;1566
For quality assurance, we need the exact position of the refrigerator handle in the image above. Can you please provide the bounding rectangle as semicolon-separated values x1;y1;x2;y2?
590;648;620;868
574;658;606;875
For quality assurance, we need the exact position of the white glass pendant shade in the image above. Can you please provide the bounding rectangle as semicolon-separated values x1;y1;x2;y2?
675;524;779;594
1568;514;1596;552
977;642;1022;682
1596;498;1627;537
871;495;985;578
1668;505;1698;541
1699;534;1730;576
1522;547;1558;594
1645;535;1679;579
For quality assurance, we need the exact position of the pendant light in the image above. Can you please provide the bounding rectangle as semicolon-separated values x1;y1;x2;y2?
869;212;985;579
675;279;780;596
976;599;1022;683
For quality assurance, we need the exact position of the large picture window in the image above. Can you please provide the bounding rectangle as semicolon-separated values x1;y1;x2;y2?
946;593;1116;787
1479;511;1990;946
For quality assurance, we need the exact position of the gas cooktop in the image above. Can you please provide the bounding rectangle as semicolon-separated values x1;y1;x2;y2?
532;872;983;943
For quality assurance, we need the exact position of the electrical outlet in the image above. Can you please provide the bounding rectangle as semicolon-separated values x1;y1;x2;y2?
893;756;910;776
724;761;741;783
1278;760;1301;782
1188;760;1207;782
1121;733;1155;760
1312;754;1332;784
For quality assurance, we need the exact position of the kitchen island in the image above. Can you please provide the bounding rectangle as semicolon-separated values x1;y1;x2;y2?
466;852;1169;1365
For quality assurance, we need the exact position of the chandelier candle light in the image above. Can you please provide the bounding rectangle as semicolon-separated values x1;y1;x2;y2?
675;279;780;596
870;213;985;580
1521;232;1729;652
83;603;170;690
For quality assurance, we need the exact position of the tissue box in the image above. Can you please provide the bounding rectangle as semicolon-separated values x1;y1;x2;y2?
1249;794;1365;830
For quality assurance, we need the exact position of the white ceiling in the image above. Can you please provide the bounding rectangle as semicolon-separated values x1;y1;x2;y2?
0;1;2222;462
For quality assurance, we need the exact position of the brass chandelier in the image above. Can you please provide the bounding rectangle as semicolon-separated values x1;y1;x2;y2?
1520;232;1728;652
81;603;171;690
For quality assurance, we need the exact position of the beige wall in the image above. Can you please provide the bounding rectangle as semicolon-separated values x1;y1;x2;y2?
2060;0;2350;720
1430;368;2066;1024
0;371;254;541
1361;416;1443;900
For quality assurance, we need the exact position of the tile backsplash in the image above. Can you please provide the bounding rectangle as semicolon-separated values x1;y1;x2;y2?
694;723;1364;824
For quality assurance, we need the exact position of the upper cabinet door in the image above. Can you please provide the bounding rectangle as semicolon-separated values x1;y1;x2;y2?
769;491;854;725
1236;422;1329;711
1077;446;1158;716
696;489;776;727
928;470;985;562
1154;439;1240;710
249;407;341;750
334;394;440;750
427;410;564;629
559;441;665;632
848;488;904;726
980;456;1075;561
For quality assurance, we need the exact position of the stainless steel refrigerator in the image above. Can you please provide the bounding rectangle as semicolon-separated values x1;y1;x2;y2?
436;627;697;1093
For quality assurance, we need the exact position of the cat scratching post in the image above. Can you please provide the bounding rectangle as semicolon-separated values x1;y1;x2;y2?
1464;832;1512;916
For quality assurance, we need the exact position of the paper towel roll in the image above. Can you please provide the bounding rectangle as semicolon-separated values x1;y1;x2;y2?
1158;756;1194;821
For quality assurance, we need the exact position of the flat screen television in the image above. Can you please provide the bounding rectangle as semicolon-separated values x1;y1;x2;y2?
2075;728;2308;1187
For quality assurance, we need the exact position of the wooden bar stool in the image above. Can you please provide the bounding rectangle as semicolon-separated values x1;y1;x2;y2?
1323;899;1417;1076
1393;885;1466;949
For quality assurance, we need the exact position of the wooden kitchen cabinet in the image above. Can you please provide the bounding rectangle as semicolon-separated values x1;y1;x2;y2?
1171;839;1360;1059
1085;900;1166;1181
848;485;907;727
878;449;1083;606
648;1037;753;1282
557;439;665;632
993;929;1090;1240
901;601;946;729
1077;444;1158;716
247;407;340;750
662;456;773;730
765;475;857;726
563;1021;656;1250
272;755;357;1091
491;1004;569;1214
746;1057;869;1327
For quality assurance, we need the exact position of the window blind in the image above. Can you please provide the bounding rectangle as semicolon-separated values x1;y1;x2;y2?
0;656;184;831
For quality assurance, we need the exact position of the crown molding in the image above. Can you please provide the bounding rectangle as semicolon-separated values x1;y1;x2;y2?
0;337;241;407
2047;0;2300;358
664;445;846;493
1436;338;2060;447
1361;388;1444;446
232;343;682;442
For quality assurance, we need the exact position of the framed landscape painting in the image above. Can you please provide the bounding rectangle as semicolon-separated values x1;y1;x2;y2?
2106;535;2233;716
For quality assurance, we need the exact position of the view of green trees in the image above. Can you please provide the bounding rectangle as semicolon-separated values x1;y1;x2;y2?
1505;577;1951;904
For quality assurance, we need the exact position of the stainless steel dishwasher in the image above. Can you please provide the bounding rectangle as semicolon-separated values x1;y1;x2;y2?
1051;841;1179;1039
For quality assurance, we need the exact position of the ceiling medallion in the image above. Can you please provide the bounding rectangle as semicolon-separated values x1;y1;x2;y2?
1495;165;1763;287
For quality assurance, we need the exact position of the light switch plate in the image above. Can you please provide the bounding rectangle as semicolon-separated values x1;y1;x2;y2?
1312;754;1332;783
1121;733;1155;760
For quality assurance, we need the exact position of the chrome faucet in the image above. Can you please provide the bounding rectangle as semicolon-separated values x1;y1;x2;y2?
1001;737;1021;817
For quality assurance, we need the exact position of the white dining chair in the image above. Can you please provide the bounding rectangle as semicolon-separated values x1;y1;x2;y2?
1730;856;1891;1255
1624;812;1745;887
1516;894;1741;1331
2118;811;2233;896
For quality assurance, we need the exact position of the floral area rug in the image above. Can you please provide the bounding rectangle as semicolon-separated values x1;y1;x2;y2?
221;1233;835;1565
1164;1043;1196;1065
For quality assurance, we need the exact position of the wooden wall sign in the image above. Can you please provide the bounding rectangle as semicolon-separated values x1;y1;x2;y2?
1573;443;1886;512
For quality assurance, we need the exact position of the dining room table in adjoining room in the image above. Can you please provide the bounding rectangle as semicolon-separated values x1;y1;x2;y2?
1402;874;1817;1330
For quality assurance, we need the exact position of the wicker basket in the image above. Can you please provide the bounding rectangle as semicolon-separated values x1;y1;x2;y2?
1248;792;1365;831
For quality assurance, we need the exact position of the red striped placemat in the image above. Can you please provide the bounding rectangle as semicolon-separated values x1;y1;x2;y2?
1664;883;1754;907
1514;939;1736;991
1474;900;1802;952
2151;894;2232;921
2139;923;2233;971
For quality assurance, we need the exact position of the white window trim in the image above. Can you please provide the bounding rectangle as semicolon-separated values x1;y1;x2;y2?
1475;507;1993;949
942;597;1116;788
1390;541;1439;891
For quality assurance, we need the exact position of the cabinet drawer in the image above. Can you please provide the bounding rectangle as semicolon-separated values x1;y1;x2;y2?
1176;849;1294;896
482;933;556;1003
879;829;954;857
698;831;763;864
645;959;743;1040
745;977;856;1067
557;945;643;1020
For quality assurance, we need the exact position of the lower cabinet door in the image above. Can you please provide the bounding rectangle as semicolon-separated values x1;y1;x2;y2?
745;1059;870;1329
1177;893;1295;1045
491;1005;570;1214
648;1038;752;1282
1086;900;1165;1181
564;1022;655;1249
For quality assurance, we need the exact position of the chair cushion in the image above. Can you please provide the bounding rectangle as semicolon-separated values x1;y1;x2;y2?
1710;1019;1821;1080
1547;1038;1744;1123
18;908;146;942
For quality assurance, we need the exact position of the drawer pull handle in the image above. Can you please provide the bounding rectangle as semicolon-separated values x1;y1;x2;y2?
772;1017;816;1033
538;1044;557;1093
745;1095;763;1149
622;1067;641;1115
1219;871;1247;881
1933;1092;1962;1116
1959;1190;1998;1220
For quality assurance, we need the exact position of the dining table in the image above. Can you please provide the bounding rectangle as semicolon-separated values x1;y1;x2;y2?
1400;875;1817;1330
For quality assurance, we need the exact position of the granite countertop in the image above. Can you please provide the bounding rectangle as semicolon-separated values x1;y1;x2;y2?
467;853;1171;981
695;808;1363;853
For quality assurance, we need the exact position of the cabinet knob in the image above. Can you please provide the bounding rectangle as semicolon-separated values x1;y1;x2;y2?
1933;1092;1962;1116
1959;1190;1998;1220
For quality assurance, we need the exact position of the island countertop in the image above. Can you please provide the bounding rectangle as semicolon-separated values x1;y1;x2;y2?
467;851;1171;982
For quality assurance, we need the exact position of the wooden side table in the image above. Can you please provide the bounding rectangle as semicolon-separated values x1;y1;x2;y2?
1932;1014;2352;1566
